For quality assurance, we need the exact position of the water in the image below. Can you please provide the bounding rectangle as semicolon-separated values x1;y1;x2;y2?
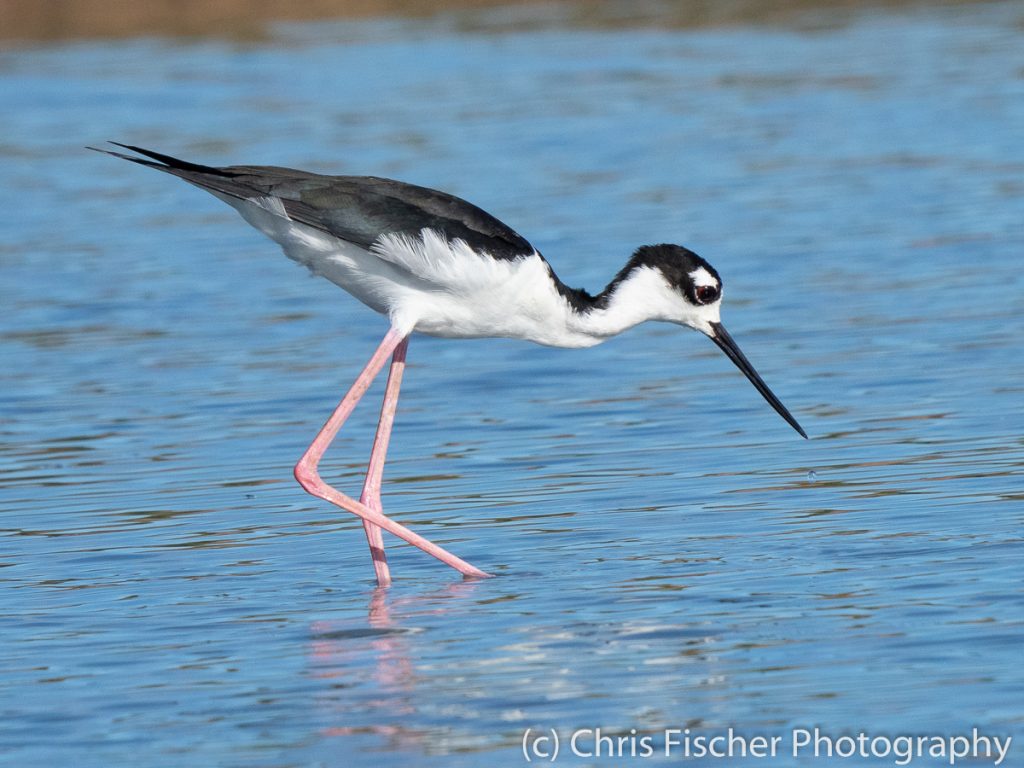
2;2;1023;765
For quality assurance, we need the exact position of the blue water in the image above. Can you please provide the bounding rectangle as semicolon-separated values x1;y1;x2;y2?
2;3;1023;766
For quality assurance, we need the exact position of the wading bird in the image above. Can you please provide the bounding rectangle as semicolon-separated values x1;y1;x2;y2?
93;142;806;586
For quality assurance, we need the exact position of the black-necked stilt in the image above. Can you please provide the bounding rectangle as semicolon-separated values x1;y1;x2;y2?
93;142;806;586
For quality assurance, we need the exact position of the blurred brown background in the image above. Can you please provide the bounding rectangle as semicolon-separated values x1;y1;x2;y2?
0;0;990;42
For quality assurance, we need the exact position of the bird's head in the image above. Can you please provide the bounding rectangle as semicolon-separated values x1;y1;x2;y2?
616;244;724;334
613;244;806;438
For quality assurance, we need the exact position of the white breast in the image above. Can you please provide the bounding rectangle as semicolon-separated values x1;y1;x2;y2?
378;230;604;345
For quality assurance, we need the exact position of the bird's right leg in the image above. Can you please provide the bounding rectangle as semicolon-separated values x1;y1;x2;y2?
356;335;409;587
293;327;490;583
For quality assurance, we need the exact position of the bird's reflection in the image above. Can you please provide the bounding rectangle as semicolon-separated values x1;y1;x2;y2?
309;580;483;746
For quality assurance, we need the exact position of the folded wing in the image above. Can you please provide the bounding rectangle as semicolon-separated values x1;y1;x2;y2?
90;143;536;262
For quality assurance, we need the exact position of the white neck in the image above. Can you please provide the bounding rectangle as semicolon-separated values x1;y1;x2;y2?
565;265;714;344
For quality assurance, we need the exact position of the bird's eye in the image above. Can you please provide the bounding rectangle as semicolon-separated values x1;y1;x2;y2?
695;285;720;304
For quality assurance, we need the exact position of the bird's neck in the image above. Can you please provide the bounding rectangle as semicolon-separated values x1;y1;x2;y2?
557;265;673;344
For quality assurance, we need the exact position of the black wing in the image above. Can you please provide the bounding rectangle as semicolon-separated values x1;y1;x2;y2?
89;143;536;260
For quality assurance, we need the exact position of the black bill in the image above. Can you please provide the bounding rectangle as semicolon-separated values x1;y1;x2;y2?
708;322;807;438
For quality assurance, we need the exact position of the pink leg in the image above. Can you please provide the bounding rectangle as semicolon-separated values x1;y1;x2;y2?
294;327;490;583
357;336;409;587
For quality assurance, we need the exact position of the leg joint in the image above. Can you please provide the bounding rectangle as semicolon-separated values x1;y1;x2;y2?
293;460;324;495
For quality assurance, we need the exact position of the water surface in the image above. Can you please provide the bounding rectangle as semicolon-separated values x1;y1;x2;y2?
1;2;1022;765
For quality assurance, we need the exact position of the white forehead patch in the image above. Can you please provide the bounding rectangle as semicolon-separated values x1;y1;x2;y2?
689;267;718;288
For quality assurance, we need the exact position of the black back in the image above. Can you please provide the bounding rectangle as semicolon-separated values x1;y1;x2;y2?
92;143;535;260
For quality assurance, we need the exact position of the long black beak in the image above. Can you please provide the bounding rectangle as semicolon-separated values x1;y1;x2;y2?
708;322;807;438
